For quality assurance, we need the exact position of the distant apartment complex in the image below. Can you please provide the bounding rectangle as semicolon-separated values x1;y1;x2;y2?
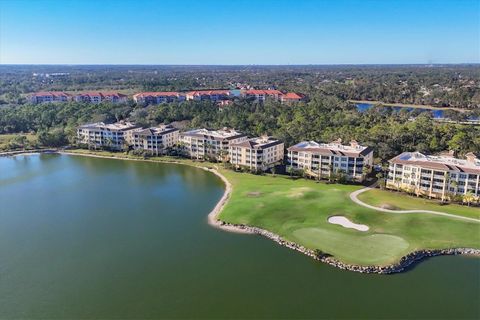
28;91;70;104
186;90;231;102
387;151;480;199
229;136;284;171
241;89;283;102
180;128;247;161
77;121;137;150
133;92;186;104
30;88;306;105
287;139;373;182
125;125;179;155
73;92;128;104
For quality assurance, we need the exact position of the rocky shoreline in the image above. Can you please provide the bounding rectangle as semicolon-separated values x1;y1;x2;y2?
216;220;480;274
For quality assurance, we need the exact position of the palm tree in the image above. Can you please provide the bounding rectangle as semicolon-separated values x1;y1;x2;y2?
462;191;475;207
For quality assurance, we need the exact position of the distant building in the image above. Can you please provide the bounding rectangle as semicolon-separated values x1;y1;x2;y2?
280;92;306;103
77;121;137;150
185;90;231;102
287;139;373;182
387;151;480;199
241;89;283;102
180;128;247;160
229;136;284;171
125;125;179;155
28;91;70;104
133;92;186;104
73;92;128;104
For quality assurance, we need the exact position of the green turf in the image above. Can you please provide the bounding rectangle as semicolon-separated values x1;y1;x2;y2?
218;171;480;266
357;188;480;219
0;133;37;151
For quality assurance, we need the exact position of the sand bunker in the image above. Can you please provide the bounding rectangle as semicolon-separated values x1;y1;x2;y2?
328;216;369;232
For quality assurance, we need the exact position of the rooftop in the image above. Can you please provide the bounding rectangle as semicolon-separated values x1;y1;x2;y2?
390;151;480;174
187;90;230;96
75;92;127;98
288;139;372;157
79;121;137;131
231;136;283;149
128;125;178;136
182;128;246;140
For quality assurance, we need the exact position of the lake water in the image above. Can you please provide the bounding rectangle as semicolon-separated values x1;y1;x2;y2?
1;154;479;319
356;103;447;118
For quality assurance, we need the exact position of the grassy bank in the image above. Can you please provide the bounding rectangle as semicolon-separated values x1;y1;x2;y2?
60;149;480;267
0;133;38;151
357;188;480;220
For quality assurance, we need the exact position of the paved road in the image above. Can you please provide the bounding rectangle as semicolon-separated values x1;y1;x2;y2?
350;182;480;223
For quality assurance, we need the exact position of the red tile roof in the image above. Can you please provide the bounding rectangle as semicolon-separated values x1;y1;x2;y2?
242;89;283;95
133;92;181;98
282;92;304;100
186;90;230;96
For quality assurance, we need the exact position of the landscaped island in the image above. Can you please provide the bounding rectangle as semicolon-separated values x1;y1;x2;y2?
55;149;480;274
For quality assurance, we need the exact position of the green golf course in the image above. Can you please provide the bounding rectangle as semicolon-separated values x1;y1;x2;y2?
218;170;480;266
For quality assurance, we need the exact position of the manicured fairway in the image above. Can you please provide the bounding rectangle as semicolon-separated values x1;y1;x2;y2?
219;171;480;266
357;188;480;220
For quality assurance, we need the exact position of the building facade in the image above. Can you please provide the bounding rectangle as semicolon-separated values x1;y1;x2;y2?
73;92;128;104
29;91;70;104
229;136;284;171
125;125;179;155
77;121;137;150
387;151;480;199
133;92;186;104
287;139;373;182
185;90;231;102
180;128;247;160
241;89;283;102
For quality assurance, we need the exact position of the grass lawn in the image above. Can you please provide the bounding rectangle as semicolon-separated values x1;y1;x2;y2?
0;133;38;151
357;189;480;220
218;171;480;266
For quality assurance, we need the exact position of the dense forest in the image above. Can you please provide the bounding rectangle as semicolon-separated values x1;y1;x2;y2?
1;64;479;108
0;94;478;161
0;65;478;160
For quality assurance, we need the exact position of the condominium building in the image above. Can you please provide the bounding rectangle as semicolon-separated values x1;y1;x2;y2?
125;125;179;155
180;128;247;160
133;92;186;104
73;92;128;104
280;92;306;103
185;90;231;102
229;136;284;171
77;121;137;150
28;91;70;104
287;139;374;182
387;151;480;199
241;89;283;102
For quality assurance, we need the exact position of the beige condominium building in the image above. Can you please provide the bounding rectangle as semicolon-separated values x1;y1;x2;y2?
180;128;247;161
125;125;179;155
287;139;374;182
77;121;137;150
387;151;480;199
229;136;285;171
29;91;70;104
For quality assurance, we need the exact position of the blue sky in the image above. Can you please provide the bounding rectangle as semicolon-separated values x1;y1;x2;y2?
0;0;478;64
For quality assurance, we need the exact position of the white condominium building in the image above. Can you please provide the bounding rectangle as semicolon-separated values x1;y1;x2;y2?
77;121;137;150
229;136;284;171
133;92;186;104
73;92;128;104
180;128;247;160
29;91;70;104
125;125;179;155
387;151;480;199
287;139;374;182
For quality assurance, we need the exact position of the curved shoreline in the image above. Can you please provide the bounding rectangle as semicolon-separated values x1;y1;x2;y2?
7;150;480;274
